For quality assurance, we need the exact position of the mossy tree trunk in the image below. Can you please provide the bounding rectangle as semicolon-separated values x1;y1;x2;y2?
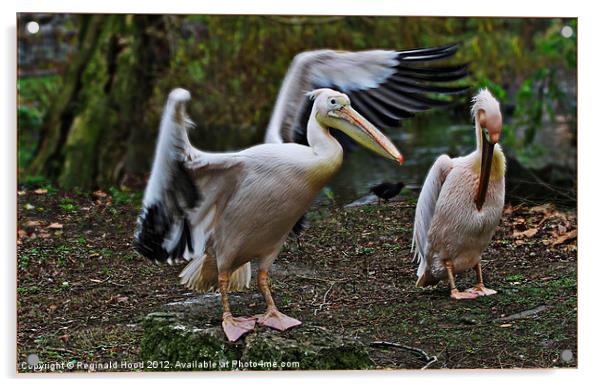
28;15;172;190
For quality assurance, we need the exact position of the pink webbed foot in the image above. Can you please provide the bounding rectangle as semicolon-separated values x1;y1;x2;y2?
222;314;256;342
256;308;302;331
466;284;497;297
450;289;478;300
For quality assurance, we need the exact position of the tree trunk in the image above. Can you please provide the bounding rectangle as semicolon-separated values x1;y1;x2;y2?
27;15;107;180
27;15;171;190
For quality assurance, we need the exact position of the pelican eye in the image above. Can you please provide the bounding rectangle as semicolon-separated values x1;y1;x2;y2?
329;98;337;105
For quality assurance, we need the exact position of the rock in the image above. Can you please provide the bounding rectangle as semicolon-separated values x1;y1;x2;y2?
140;293;374;371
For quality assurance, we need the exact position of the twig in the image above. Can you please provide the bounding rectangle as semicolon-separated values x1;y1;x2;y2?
89;276;111;284
370;341;438;370
296;275;345;283
47;347;78;356
494;305;548;322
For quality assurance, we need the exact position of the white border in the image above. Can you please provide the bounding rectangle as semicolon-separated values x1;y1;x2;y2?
4;1;601;386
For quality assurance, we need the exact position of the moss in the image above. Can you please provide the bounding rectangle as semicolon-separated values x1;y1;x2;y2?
141;312;241;371
141;313;373;371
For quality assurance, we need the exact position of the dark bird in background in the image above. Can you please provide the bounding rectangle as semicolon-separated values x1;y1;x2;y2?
370;181;405;203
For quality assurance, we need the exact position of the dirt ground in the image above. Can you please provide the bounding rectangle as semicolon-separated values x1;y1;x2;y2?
16;187;577;371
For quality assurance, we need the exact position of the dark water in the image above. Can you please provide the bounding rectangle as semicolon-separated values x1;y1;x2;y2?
327;118;476;204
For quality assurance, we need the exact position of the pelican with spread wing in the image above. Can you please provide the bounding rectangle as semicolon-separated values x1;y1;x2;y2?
265;43;468;146
411;89;505;300
134;88;402;342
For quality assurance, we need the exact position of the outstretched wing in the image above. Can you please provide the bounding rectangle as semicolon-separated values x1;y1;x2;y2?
264;43;468;145
412;154;454;274
134;89;243;265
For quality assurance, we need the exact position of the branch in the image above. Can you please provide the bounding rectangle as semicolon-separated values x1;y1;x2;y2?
370;341;438;370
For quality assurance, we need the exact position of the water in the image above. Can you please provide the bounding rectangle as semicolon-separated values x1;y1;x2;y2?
327;117;476;204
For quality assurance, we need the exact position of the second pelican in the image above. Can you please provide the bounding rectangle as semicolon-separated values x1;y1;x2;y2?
411;89;505;300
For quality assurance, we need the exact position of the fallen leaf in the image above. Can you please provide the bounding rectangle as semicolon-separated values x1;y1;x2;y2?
17;190;26;196
25;220;42;228
33;188;48;195
39;232;51;239
92;190;107;198
23;203;35;210
513;228;538;238
58;334;70;342
47;223;63;229
552;229;577;246
530;203;554;214
499;323;513;328
17;229;28;239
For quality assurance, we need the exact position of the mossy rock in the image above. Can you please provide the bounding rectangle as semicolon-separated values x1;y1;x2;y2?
140;295;374;371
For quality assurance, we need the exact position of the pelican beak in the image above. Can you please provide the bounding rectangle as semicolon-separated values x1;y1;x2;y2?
475;112;501;210
475;131;494;211
330;105;403;165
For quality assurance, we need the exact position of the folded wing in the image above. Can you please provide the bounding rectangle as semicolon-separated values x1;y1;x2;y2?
412;154;453;277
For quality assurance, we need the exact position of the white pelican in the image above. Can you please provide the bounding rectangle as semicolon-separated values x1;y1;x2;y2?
134;88;402;341
264;43;467;233
411;89;505;300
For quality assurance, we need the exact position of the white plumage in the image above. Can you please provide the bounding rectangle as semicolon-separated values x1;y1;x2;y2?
135;87;402;341
411;89;505;299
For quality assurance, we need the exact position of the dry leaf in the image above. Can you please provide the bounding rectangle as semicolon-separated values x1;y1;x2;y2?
39;232;51;239
33;188;48;195
530;203;554;214
25;220;42;228
513;228;538;238
499;323;513;328
92;190;108;198
47;223;63;229
18;229;28;239
58;334;70;342
17;190;26;196
552;229;577;246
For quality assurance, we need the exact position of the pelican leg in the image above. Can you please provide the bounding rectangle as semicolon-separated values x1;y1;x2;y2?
256;270;302;331
219;272;256;342
466;262;497;296
445;260;477;300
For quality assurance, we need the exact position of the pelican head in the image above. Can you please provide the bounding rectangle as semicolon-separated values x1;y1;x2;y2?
471;89;502;210
308;88;403;164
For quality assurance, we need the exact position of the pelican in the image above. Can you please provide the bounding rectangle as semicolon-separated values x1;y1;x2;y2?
264;43;467;232
411;89;505;300
134;88;402;341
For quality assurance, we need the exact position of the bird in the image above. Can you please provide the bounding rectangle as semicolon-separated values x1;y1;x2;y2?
263;43;468;232
134;87;403;342
411;89;505;300
370;181;405;203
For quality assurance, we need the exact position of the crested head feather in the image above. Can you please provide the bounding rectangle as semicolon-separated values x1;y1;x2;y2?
305;88;332;100
470;88;500;121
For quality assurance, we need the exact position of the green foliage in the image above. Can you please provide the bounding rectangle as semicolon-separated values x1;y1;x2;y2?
18;75;62;177
19;15;576;187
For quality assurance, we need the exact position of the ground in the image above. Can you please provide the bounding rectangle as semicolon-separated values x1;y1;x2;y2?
16;187;577;371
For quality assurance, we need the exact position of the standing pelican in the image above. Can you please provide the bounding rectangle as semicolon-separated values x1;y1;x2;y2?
264;43;468;232
411;89;505;300
134;88;402;341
